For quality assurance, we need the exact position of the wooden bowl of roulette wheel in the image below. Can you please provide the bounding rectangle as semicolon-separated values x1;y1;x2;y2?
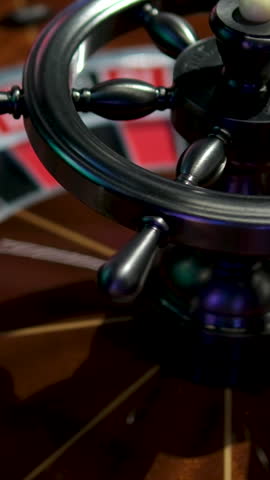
0;1;269;479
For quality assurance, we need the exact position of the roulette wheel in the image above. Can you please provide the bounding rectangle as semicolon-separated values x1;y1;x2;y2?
0;0;270;479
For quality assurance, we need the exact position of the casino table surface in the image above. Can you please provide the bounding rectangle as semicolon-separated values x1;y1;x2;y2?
0;2;269;480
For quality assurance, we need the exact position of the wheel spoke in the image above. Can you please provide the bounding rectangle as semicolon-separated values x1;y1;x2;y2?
140;3;198;59
72;79;175;120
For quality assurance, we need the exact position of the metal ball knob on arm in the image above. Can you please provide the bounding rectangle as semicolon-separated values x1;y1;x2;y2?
239;0;270;23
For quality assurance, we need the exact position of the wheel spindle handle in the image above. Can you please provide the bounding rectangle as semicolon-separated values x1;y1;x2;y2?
177;130;230;186
72;80;174;120
98;216;169;301
0;86;23;118
141;4;198;58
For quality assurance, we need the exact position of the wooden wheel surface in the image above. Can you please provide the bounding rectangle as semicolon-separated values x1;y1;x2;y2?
0;2;269;480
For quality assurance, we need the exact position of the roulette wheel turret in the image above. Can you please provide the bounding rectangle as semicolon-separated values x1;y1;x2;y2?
9;0;270;387
1;0;270;478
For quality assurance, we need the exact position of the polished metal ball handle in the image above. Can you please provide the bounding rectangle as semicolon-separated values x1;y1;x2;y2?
1;0;270;301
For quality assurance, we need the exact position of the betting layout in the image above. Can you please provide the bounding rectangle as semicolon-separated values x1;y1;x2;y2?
0;46;185;221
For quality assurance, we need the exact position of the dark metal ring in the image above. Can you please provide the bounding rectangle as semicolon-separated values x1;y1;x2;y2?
23;0;270;255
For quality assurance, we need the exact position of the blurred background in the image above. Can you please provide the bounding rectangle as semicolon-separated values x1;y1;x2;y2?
0;0;213;66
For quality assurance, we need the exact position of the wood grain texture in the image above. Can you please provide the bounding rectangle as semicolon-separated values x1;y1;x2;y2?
28;378;224;480
0;320;156;479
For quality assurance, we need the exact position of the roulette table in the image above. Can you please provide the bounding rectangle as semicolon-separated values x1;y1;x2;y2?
0;1;269;479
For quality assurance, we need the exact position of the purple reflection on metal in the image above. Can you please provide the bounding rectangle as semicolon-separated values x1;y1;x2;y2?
161;209;269;230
